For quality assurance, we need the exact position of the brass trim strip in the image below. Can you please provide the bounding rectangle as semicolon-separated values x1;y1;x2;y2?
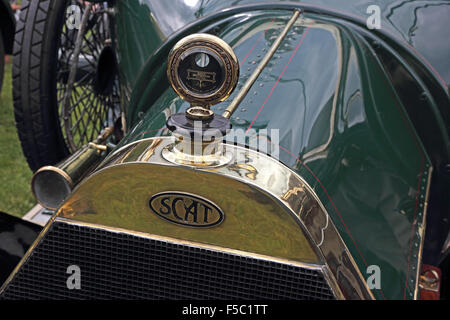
222;9;301;119
414;165;433;300
321;265;344;300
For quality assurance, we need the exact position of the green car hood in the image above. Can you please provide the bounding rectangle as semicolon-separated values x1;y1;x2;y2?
112;7;438;300
115;0;450;90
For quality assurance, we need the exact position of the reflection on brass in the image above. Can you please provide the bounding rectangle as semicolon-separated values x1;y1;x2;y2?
185;106;214;120
228;163;258;180
282;186;306;201
59;162;319;265
88;142;108;152
281;174;373;300
56;137;379;299
138;139;162;162
282;183;328;247
419;269;440;292
223;10;301;119
162;136;232;168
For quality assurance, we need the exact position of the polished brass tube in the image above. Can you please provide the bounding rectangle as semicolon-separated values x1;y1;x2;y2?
31;144;104;210
222;10;300;119
31;128;113;210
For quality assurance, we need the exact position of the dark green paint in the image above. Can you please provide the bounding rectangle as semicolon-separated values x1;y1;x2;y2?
113;0;450;92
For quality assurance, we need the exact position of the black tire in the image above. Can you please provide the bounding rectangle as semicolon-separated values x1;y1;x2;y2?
0;31;4;93
13;0;69;171
13;0;120;172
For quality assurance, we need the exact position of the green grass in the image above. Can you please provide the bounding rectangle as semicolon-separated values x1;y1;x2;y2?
0;61;35;217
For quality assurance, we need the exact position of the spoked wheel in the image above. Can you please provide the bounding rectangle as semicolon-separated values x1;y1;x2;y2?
13;0;121;171
57;2;120;153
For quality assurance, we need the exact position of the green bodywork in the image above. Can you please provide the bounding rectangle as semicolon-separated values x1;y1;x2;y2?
109;1;450;299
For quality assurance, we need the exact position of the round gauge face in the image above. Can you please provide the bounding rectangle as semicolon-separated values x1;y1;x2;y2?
178;49;224;95
167;34;239;106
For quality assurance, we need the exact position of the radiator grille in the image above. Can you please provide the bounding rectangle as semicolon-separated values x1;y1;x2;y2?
1;221;335;300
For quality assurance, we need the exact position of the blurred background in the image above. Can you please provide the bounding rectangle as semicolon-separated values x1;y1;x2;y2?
0;0;34;217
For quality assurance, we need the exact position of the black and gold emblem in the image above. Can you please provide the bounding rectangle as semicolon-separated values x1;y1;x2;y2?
167;33;239;107
149;192;225;228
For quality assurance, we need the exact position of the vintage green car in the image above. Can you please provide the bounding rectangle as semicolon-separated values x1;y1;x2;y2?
0;0;449;300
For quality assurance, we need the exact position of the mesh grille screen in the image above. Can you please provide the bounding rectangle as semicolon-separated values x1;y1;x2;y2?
1;221;334;300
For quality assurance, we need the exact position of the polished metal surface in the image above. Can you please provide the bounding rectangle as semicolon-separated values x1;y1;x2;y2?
57;136;375;299
31;128;113;210
418;268;440;293
31;144;104;210
167;33;239;107
31;166;73;210
413;165;433;299
59;141;321;267
161;136;233;167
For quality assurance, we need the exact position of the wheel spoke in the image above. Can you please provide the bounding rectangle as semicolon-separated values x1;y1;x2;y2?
56;2;120;152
